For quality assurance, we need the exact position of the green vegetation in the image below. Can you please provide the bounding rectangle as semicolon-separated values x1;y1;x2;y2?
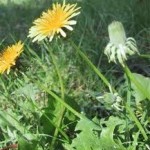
0;0;150;149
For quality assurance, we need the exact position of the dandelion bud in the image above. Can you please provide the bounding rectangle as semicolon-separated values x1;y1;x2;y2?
104;21;139;67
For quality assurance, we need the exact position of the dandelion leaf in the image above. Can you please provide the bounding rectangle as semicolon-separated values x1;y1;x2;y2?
64;116;125;150
0;110;25;134
99;116;125;149
40;93;61;135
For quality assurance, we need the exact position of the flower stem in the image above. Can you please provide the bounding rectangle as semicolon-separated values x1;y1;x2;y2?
123;64;148;141
43;42;66;149
123;64;132;106
43;42;65;99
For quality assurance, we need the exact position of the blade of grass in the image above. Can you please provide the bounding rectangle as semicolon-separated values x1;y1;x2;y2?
70;41;114;93
25;44;48;72
139;54;150;59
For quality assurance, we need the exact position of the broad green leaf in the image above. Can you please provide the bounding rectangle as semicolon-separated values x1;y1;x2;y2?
39;93;62;135
39;93;68;140
131;73;150;102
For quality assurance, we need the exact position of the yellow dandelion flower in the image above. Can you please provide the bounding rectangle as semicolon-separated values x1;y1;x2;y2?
28;1;80;42
0;41;24;74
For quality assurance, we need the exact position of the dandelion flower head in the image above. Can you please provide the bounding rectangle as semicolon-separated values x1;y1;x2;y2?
0;41;23;74
28;1;81;42
104;21;139;67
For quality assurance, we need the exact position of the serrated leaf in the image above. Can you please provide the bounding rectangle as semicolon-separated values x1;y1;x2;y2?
0;110;25;134
7;126;17;140
64;118;101;150
64;116;126;150
0;110;36;142
99;116;125;149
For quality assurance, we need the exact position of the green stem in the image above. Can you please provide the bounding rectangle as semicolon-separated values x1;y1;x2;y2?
123;64;148;141
123;64;132;106
43;42;66;149
43;42;65;99
71;41;114;93
125;104;148;141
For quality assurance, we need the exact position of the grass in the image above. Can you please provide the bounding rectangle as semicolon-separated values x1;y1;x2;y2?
0;0;150;149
